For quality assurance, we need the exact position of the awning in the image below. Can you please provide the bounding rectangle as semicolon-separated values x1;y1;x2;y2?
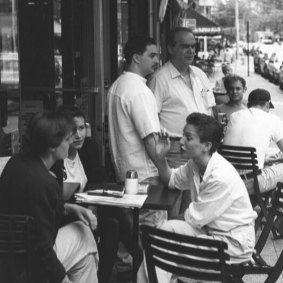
183;8;221;36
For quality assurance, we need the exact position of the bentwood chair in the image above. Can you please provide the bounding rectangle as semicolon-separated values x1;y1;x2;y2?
0;214;34;283
230;182;283;283
218;144;273;232
141;225;233;283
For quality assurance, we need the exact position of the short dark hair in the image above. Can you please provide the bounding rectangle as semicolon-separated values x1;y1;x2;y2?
124;35;156;65
186;113;223;155
25;111;74;155
57;105;86;121
224;74;246;90
166;27;194;48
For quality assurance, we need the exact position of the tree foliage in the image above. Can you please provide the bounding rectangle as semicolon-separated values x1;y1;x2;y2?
212;0;283;41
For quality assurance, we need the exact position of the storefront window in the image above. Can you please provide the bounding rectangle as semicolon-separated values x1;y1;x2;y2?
0;0;20;156
117;0;128;75
53;0;62;106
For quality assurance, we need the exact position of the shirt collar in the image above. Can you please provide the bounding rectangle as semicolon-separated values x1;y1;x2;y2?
123;71;147;83
192;152;219;183
167;61;192;79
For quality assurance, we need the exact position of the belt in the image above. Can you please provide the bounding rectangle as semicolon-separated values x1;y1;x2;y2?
241;169;262;180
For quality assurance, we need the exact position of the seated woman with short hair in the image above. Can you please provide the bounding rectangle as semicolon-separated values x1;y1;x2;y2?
55;105;119;283
0;111;98;283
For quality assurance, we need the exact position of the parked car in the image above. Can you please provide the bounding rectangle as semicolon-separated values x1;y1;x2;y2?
279;65;283;90
257;44;280;77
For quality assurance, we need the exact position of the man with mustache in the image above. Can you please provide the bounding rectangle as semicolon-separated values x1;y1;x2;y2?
148;27;216;218
107;35;168;278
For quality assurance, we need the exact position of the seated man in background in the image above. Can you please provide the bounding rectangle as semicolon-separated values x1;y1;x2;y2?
138;113;257;283
213;74;247;123
223;88;283;194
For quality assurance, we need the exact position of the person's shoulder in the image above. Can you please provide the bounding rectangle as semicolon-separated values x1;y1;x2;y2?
210;153;240;182
190;65;206;75
151;62;171;79
229;107;249;119
267;112;283;126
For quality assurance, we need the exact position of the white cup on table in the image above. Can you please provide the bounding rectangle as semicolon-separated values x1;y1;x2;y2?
125;178;139;194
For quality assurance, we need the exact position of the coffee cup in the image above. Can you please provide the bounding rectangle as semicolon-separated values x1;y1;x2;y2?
125;170;139;194
125;178;139;194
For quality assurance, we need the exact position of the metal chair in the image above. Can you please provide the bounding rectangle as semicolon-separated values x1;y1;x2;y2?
141;225;232;283
0;214;34;283
218;144;272;231
231;182;283;283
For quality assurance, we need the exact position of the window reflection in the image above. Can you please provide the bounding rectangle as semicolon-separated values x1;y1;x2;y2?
0;0;20;156
117;0;128;75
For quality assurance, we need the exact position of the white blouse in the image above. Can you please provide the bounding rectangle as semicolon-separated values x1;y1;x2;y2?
64;152;87;192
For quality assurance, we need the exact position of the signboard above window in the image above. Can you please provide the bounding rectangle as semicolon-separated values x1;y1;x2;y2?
180;18;196;30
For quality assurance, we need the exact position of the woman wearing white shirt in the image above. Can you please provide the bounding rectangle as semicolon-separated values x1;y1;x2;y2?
64;110;88;191
56;105;120;283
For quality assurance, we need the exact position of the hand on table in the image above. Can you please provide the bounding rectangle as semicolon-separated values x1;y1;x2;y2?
64;203;97;230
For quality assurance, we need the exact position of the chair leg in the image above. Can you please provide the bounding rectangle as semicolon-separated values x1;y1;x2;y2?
265;250;283;283
255;210;264;232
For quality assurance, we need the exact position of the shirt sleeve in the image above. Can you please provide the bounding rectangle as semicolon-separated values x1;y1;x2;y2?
184;178;234;229
147;75;165;113
271;115;283;143
168;162;192;191
127;92;160;139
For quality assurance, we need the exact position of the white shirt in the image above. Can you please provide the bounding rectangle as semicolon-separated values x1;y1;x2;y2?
169;152;257;232
64;152;87;192
148;61;215;136
223;108;283;169
107;71;160;182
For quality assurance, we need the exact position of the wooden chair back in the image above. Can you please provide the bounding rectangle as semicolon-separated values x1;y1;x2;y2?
141;225;231;283
231;183;283;283
0;214;34;283
218;144;269;231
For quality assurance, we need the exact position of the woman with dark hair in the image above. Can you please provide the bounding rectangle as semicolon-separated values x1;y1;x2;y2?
55;105;120;283
0;111;98;283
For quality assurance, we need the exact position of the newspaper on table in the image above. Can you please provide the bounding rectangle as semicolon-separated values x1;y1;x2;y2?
75;192;148;208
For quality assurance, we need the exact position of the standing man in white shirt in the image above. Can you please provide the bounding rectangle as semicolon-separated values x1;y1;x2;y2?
223;88;283;194
108;35;167;227
148;27;215;138
148;27;216;217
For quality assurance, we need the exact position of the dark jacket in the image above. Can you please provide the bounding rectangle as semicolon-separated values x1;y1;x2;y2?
0;153;66;283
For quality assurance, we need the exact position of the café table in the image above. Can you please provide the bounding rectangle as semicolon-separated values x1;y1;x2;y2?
75;183;180;283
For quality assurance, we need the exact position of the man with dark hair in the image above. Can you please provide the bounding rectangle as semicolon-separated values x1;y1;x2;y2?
108;35;166;225
213;74;247;122
148;27;216;218
123;35;157;66
224;88;283;195
145;112;256;283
